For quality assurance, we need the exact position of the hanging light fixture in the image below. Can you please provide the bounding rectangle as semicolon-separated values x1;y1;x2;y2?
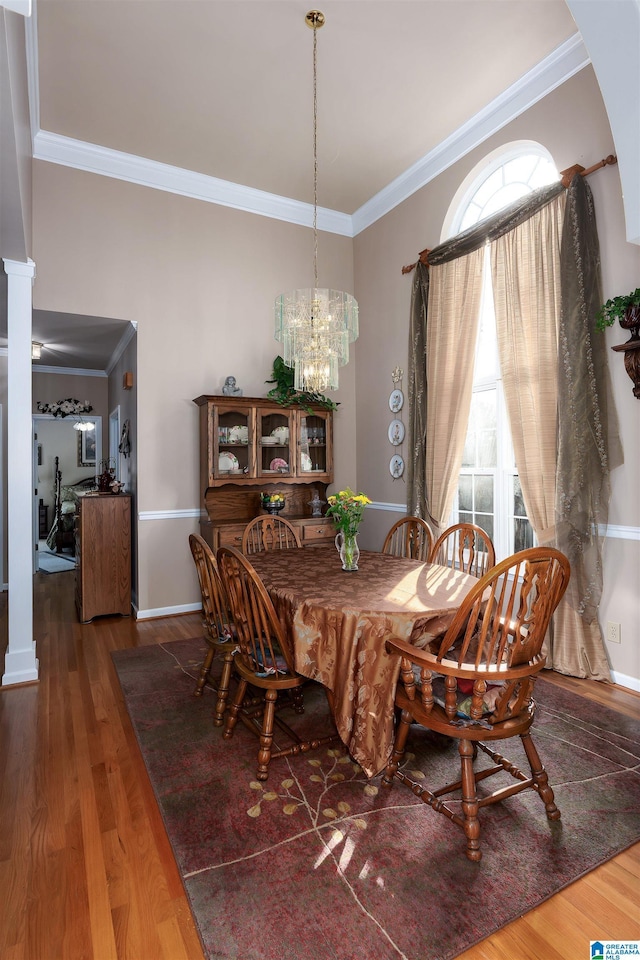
274;10;358;393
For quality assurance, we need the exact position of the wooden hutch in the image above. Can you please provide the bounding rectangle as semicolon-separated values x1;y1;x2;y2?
193;395;336;550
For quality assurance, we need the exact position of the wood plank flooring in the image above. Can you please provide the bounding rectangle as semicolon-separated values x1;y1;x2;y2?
0;569;638;959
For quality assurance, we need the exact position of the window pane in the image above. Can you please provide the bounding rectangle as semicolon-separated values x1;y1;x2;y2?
477;515;494;542
513;476;526;517
459;475;472;511
459;511;473;527
475;476;493;513
514;518;534;552
477;427;496;467
461;432;475;468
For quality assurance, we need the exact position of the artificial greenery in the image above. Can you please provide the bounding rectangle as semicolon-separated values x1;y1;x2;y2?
595;287;640;332
265;355;339;411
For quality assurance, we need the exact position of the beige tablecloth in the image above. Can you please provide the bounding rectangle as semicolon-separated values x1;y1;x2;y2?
250;548;479;777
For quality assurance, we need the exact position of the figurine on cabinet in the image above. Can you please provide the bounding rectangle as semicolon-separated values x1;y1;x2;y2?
222;375;243;397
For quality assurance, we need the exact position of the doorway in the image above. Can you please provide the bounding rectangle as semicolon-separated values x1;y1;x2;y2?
32;414;102;572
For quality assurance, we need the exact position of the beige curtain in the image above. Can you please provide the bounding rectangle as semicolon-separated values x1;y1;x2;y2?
425;250;484;534
491;195;565;544
491;191;611;680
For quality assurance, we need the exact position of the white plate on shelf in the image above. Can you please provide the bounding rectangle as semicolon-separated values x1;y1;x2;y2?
261;436;277;445
301;453;313;472
271;426;289;443
228;425;248;443
219;452;239;472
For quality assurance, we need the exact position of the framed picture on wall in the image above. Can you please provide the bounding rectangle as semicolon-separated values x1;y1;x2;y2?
78;425;97;467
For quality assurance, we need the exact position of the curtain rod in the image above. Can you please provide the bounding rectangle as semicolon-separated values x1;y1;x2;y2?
401;154;618;275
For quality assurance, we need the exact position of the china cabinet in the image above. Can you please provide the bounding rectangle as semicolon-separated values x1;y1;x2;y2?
193;395;335;549
75;493;132;622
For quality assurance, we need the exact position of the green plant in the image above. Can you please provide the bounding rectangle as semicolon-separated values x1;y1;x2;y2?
595;287;640;332
265;356;339;411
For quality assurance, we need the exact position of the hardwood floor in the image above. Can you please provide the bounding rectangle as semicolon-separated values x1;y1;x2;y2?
0;570;638;959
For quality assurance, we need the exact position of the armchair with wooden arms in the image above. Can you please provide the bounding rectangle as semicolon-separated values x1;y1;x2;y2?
382;547;570;861
217;546;338;781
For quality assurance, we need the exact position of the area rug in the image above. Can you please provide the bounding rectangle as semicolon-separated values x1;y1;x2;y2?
112;638;640;960
38;549;76;574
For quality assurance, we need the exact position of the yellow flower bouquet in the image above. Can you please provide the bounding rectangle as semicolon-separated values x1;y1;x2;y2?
326;488;371;537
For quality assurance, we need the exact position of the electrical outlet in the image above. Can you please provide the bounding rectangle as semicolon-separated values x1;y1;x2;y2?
606;621;621;644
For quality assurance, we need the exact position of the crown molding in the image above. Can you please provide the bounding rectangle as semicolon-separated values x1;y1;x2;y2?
32;130;353;237
31;364;107;377
106;320;137;376
351;34;589;235
27;14;587;239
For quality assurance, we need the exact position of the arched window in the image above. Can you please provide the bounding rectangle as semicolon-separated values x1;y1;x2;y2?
446;142;558;557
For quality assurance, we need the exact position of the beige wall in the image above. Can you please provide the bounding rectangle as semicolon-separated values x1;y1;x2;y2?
353;67;640;685
32;164;357;613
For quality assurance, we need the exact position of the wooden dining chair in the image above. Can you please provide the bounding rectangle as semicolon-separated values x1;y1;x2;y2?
382;516;433;561
429;522;496;578
189;534;236;726
217;546;338;781
382;547;570;861
241;515;302;555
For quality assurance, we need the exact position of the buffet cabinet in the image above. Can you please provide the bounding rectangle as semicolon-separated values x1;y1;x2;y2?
75;493;132;623
193;395;336;549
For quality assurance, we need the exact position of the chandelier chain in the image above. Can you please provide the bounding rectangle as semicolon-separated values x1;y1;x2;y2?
312;21;318;292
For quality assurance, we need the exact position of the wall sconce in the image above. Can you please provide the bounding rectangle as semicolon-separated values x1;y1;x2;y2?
123;371;133;390
31;341;43;360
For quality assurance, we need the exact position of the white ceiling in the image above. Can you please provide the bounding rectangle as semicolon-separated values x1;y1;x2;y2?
26;0;581;370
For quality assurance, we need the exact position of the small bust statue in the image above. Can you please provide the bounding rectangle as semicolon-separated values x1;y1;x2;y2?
308;490;326;518
222;375;242;397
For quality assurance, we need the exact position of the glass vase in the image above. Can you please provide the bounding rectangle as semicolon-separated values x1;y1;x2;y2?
335;531;360;572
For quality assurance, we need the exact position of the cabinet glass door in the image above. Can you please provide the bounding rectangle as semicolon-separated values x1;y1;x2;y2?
216;408;250;478
258;409;292;478
298;411;330;476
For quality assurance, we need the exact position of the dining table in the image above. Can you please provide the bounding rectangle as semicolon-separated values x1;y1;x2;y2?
249;546;481;778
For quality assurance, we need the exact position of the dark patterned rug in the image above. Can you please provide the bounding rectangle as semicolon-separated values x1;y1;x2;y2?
112;638;640;960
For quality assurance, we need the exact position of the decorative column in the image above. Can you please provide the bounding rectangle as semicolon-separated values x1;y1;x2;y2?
2;257;38;686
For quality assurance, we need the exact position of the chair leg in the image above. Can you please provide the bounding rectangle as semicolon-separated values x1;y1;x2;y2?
459;739;481;862
193;647;215;696
257;688;278;781
290;686;305;715
520;731;561;821
213;651;234;726
224;678;247;740
382;709;412;788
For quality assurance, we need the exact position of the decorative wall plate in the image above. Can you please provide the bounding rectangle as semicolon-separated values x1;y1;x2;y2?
388;419;405;446
390;455;404;478
389;389;404;413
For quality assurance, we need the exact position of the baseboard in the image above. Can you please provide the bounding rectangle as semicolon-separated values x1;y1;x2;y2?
611;670;640;694
133;601;202;621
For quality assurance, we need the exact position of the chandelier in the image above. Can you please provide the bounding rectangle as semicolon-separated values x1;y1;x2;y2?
274;10;358;394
